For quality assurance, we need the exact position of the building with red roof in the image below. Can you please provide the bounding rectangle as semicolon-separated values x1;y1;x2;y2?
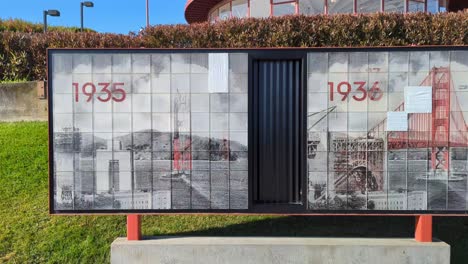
185;0;468;24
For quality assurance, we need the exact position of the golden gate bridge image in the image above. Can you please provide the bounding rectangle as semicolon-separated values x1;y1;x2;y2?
309;66;468;210
368;67;468;180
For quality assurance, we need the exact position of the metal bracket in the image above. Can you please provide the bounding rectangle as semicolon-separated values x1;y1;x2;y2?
127;215;141;241
415;215;432;242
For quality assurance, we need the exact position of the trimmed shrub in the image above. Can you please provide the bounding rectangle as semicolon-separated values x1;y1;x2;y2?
1;12;468;81
0;18;95;33
0;32;142;80
140;12;468;47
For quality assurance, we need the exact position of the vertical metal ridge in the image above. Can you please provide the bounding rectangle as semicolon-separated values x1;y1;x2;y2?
287;60;294;203
292;60;298;203
295;60;302;203
287;60;293;202
275;61;281;202
268;61;273;202
252;61;258;202
283;61;292;203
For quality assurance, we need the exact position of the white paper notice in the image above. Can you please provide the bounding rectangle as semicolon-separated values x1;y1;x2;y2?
208;53;229;93
404;86;432;113
387;112;408;131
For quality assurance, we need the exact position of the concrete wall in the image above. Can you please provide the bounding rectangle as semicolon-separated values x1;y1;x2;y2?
0;81;48;122
111;237;451;264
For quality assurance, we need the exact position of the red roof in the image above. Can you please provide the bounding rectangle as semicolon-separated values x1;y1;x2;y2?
185;0;223;24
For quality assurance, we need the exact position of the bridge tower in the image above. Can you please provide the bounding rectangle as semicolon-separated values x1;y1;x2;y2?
427;68;451;171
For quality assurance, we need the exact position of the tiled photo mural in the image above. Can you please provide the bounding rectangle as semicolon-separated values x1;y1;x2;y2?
51;48;468;214
51;52;248;211
307;50;468;211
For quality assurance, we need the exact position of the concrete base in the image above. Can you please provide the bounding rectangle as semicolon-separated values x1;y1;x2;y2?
111;237;450;264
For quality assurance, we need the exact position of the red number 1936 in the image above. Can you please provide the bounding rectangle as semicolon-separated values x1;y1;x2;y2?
328;81;383;102
72;82;126;103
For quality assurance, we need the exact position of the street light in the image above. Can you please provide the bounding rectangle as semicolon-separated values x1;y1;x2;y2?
146;0;150;28
43;10;60;33
81;1;94;32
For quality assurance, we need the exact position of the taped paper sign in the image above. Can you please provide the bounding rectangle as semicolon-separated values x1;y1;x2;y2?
209;53;229;93
386;111;408;131
404;86;432;113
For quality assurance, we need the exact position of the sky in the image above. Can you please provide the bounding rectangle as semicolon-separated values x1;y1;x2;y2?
0;0;188;33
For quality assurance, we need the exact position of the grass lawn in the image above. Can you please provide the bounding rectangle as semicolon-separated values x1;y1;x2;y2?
1;122;467;263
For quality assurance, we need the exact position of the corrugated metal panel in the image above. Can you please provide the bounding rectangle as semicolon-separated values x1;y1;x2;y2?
253;59;303;204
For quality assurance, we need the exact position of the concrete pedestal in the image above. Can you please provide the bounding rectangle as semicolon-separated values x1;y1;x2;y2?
111;237;450;264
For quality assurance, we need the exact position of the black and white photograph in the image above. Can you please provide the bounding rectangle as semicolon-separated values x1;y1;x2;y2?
52;52;249;211
308;50;468;212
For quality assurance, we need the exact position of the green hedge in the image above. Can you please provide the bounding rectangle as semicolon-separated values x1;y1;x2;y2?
1;12;468;81
0;18;95;33
0;31;139;81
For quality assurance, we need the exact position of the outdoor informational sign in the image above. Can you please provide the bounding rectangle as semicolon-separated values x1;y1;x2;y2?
49;47;468;214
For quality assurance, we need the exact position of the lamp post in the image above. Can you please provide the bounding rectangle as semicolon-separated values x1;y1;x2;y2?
80;1;94;32
146;0;150;28
43;10;60;33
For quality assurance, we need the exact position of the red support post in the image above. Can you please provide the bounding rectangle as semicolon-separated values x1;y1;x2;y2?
127;215;142;241
415;215;432;242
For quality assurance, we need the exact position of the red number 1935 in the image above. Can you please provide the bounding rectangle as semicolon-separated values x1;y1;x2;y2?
72;82;126;103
